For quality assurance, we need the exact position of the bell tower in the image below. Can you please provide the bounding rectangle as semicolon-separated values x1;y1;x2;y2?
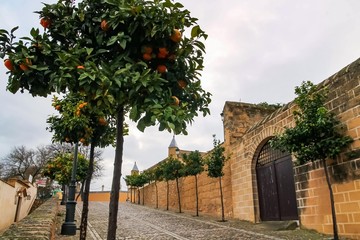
168;135;179;157
131;162;139;176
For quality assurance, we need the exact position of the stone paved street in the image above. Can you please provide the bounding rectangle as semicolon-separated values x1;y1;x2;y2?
63;202;333;240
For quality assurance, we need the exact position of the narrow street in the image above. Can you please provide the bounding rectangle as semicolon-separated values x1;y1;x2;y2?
65;202;328;240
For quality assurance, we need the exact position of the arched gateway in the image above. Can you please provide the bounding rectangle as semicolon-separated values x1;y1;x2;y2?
255;140;298;221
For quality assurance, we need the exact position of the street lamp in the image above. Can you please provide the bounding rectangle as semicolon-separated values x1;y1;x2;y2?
61;142;79;235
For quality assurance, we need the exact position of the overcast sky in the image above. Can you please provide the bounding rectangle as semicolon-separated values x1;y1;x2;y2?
1;0;360;191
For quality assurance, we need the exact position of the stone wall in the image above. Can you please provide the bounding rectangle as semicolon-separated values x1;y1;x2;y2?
77;191;128;202
293;60;360;239
229;58;360;239
138;156;234;219
138;58;360;239
0;197;58;240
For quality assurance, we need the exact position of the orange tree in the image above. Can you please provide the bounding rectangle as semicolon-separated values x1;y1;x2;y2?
48;92;117;239
0;0;210;238
43;152;89;188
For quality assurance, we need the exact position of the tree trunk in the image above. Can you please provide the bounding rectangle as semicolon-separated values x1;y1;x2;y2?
107;107;124;240
79;143;95;240
137;188;140;204
155;181;158;209
322;159;338;240
142;186;145;205
219;176;225;222
76;180;85;201
61;184;67;205
195;175;199;217
166;181;169;211
176;178;182;213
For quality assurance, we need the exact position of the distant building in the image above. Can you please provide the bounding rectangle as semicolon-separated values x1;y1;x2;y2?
0;178;37;231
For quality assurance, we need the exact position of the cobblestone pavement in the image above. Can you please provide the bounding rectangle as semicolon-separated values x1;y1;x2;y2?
60;202;336;240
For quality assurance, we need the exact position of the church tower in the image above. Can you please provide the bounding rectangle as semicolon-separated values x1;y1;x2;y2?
131;162;139;176
168;135;179;157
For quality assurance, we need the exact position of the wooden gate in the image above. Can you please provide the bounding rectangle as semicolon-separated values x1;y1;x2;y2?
256;141;298;221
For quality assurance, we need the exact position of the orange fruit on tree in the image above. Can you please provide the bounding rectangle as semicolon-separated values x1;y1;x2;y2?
101;20;109;31
157;52;167;59
19;63;29;71
171;96;180;106
79;102;87;109
170;29;182;43
77;65;85;69
177;80;187;89
40;18;51;28
142;46;153;54
80;138;86;144
55;105;61;111
4;59;14;71
143;53;152;61
158;47;169;55
25;58;32;66
157;65;167;73
98;117;107;126
157;47;169;59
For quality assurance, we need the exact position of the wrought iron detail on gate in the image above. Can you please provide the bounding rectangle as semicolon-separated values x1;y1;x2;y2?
256;141;289;167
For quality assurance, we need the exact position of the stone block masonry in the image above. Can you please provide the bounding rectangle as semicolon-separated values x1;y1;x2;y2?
138;57;360;239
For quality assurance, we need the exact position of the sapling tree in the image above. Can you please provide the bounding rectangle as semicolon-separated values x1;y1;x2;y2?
207;135;227;222
153;164;164;209
182;150;204;216
162;156;184;213
0;0;210;238
136;172;149;205
270;81;353;240
124;174;136;203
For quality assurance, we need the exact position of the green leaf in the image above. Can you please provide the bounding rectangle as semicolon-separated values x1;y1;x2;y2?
107;36;118;46
107;94;115;104
129;106;138;120
119;39;127;49
168;122;175;130
96;49;108;54
191;25;200;38
137;119;146;132
86;48;94;55
11;26;19;34
104;0;118;6
115;68;127;75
